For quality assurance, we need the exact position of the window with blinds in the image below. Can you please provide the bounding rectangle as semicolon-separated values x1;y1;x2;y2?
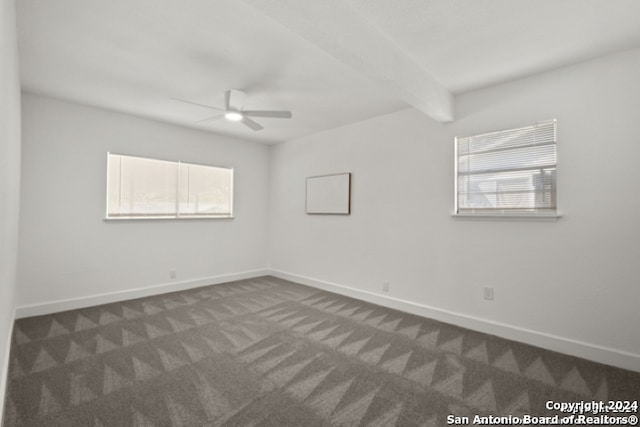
106;153;233;219
455;120;557;216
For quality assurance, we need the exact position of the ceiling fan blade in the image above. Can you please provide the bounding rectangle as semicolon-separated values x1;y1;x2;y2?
194;114;224;124
243;110;292;119
171;98;224;111
241;116;264;131
224;90;231;111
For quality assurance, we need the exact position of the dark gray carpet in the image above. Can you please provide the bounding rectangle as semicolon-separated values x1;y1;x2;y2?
3;276;639;426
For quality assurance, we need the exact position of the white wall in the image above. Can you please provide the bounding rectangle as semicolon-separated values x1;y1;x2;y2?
269;49;640;370
17;94;270;310
0;0;21;415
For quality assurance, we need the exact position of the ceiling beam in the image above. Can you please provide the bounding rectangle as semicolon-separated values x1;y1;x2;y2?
241;0;454;123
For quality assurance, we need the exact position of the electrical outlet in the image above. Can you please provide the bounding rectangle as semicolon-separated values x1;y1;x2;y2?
170;269;177;279
382;281;390;292
483;286;494;301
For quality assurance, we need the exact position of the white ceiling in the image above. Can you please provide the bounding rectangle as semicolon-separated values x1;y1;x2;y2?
346;0;640;93
16;0;640;144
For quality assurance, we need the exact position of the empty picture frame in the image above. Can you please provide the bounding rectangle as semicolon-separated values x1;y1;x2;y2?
306;173;351;215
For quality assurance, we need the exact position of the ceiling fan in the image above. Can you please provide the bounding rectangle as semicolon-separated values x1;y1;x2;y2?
172;89;292;131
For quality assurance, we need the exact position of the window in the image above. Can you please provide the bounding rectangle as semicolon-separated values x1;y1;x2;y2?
106;153;233;219
455;120;557;216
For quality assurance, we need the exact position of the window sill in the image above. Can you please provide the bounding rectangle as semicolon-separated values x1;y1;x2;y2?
451;212;562;222
104;216;234;221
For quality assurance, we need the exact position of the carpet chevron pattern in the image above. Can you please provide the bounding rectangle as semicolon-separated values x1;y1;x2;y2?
4;276;639;426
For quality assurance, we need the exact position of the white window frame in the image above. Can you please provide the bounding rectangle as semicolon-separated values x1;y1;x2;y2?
106;153;234;220
453;120;561;220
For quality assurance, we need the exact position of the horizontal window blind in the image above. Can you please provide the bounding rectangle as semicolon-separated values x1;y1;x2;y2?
456;120;557;215
107;153;233;219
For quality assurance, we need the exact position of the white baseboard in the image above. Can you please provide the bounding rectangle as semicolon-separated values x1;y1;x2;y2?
15;269;270;319
268;269;640;373
0;307;16;424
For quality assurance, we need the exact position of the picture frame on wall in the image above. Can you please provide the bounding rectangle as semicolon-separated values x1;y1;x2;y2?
305;172;351;215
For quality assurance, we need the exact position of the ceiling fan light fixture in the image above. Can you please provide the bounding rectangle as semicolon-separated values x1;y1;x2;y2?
224;111;243;122
173;90;291;132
